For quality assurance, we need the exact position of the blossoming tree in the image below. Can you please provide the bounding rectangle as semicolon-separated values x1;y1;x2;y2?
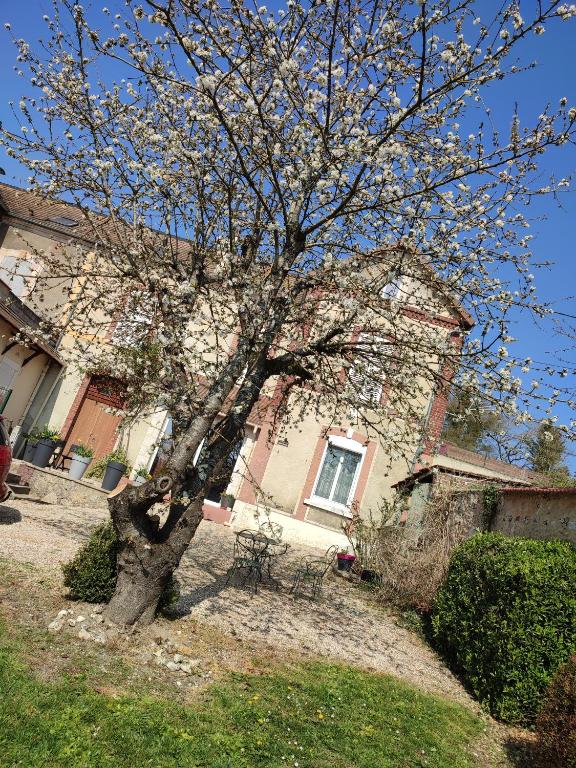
3;0;575;624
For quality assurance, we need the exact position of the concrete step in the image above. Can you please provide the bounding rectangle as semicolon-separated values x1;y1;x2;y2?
8;483;30;496
7;471;25;485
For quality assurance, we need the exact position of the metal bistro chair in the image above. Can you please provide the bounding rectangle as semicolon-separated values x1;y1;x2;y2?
225;529;270;596
51;441;78;471
290;545;338;599
257;520;283;541
257;520;289;582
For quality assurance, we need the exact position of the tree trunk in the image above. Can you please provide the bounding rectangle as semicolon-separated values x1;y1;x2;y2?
105;498;205;626
104;349;285;626
106;545;170;626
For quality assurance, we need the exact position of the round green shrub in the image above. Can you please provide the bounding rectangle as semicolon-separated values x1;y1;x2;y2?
535;654;576;767
432;532;576;725
62;521;181;614
62;522;119;603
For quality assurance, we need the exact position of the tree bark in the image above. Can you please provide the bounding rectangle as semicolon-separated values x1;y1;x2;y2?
105;498;204;625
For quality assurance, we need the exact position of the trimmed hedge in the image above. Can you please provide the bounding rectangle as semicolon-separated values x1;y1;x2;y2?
535;654;576;767
432;532;576;725
62;522;180;613
62;522;119;603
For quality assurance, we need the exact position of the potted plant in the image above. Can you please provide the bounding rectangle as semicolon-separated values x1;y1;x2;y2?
101;448;129;492
336;549;356;572
132;465;151;486
220;492;235;509
32;425;61;468
22;427;40;462
68;443;94;481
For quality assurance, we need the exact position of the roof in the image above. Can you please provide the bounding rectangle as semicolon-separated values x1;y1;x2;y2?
434;441;545;484
0;182;193;255
499;485;576;495
393;440;545;490
0;182;97;243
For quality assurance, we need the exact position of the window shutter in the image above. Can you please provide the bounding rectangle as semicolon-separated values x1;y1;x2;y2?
349;333;387;405
111;291;154;345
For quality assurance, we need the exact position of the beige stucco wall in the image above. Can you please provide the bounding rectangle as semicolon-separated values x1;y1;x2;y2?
493;492;576;545
35;364;83;432
0;226;78;321
123;409;169;476
231;500;349;550
0;315;50;429
260;420;320;513
447;488;576;545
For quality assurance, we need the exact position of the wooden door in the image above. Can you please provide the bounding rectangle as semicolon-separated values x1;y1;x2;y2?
64;398;123;463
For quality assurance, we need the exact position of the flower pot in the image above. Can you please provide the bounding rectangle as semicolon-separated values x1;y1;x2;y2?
32;438;58;468
133;475;147;486
68;453;92;481
23;440;37;463
102;460;127;492
336;553;356;572
360;568;380;585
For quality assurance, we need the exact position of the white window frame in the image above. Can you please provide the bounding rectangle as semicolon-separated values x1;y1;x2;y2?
304;435;366;517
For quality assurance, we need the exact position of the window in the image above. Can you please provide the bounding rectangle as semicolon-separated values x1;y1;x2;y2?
0;251;39;299
111;291;154;346
380;271;403;300
348;334;390;405
308;435;366;513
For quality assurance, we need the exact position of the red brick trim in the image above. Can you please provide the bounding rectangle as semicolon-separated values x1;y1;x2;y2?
202;502;233;524
60;374;91;439
294;427;376;521
423;332;463;454
401;304;464;330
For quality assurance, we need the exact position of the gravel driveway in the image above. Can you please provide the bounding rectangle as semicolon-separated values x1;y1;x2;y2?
0;497;471;705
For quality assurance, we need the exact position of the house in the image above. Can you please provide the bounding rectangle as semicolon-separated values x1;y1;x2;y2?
392;440;545;529
0;182;475;547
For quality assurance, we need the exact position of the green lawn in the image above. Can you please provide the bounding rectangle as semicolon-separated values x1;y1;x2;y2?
0;621;482;768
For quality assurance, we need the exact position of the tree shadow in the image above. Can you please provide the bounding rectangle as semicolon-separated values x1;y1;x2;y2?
0;506;22;524
504;734;539;767
174;571;233;615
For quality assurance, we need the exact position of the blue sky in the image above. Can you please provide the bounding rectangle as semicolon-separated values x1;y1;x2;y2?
1;1;575;464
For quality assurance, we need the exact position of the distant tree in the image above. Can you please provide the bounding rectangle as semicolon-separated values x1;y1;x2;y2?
525;424;574;485
442;386;529;464
442;386;504;452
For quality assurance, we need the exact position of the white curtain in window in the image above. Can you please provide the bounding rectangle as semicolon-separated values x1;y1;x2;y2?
314;445;361;505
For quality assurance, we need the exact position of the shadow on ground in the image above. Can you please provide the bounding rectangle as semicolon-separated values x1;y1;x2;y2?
0;506;22;524
504;735;539;767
